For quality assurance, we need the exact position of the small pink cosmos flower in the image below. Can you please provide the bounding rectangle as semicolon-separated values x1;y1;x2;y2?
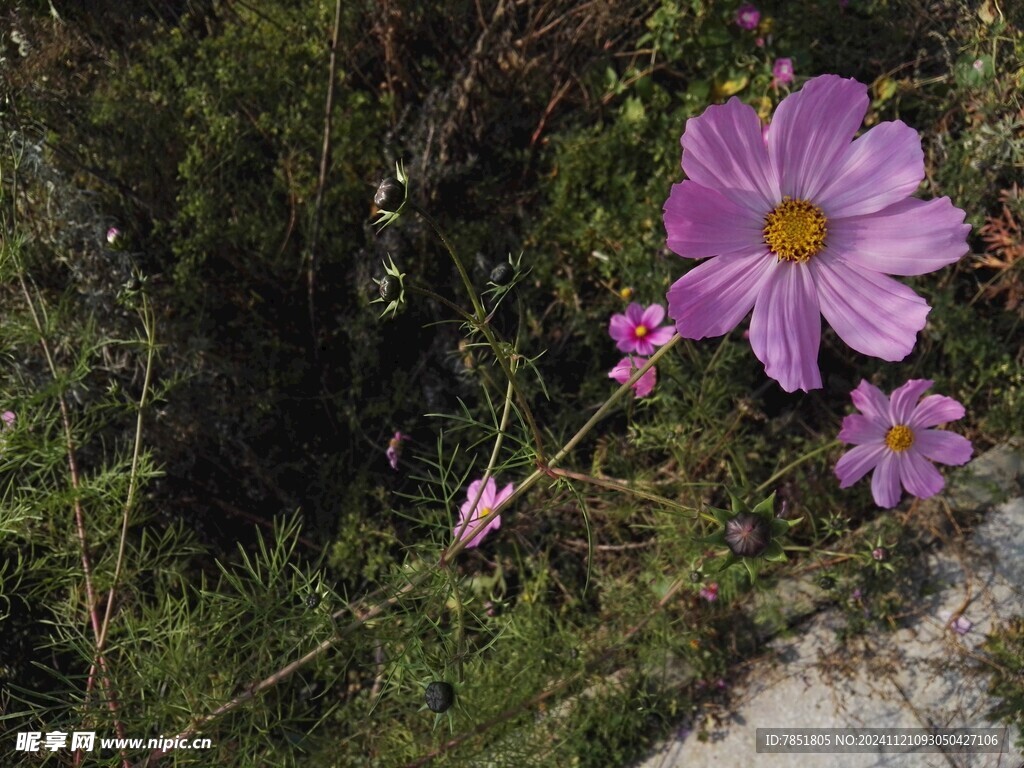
663;75;970;391
455;476;514;548
735;3;760;30
608;302;675;355
385;431;408;471
772;58;794;86
1;411;14;428
834;379;973;508
699;582;719;602
608;356;657;399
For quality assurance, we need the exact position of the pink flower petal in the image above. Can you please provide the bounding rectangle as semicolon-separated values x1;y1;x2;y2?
493;482;516;508
870;451;903;507
609;314;634;350
816;121;924;217
849;380;891;424
681;97;780;212
625;302;645;324
631;338;652;356
835;442;887;487
909;394;966;429
667;252;775;339
663;181;766;260
914;429;972;466
898;448;945;499
812;256;929;362
644;325;676;348
837;413;888;445
827;197;971;276
749;262;822;392
456;477;504;549
641;303;666;328
889;379;933;423
608;356;657;398
768;75;869;201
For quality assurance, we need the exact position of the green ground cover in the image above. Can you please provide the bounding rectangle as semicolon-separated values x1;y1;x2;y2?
1;0;1023;765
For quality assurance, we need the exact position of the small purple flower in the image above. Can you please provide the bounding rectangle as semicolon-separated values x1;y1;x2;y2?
699;582;719;602
455;477;514;548
834;379;973;508
735;3;760;30
772;58;795;86
608;356;657;399
950;615;973;635
608;302;675;355
1;411;14;428
385;431;408;471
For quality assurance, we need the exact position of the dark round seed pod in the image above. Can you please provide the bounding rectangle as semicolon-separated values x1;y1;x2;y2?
689;570;703;583
425;681;454;713
724;513;772;558
817;576;836;590
374;176;405;211
489;262;514;285
306;594;321;609
379;275;400;302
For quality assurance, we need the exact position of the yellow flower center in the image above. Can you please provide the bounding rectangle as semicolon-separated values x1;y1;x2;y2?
480;506;492;518
634;325;648;338
885;425;914;452
763;197;828;263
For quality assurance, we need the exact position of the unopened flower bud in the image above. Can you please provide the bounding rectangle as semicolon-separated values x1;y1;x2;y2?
305;594;321;609
379;274;400;302
490;261;514;285
689;570;703;583
872;547;888;562
374;176;405;212
425;681;454;713
724;512;772;557
818;575;836;590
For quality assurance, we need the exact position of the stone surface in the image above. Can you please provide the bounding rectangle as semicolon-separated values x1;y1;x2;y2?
637;441;1024;768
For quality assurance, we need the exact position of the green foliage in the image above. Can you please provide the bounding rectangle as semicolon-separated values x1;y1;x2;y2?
983;616;1024;751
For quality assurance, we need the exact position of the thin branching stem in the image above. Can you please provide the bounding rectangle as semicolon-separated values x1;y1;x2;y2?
305;0;345;349
14;264;130;764
754;439;841;494
98;292;157;650
411;203;546;456
542;466;696;517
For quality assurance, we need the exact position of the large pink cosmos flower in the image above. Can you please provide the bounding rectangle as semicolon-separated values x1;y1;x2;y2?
609;302;675;356
663;75;970;391
455;477;514;548
834;379;972;508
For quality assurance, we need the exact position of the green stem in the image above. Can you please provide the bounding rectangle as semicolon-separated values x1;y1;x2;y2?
754;439;841;494
544;466;696;518
406;283;475;322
